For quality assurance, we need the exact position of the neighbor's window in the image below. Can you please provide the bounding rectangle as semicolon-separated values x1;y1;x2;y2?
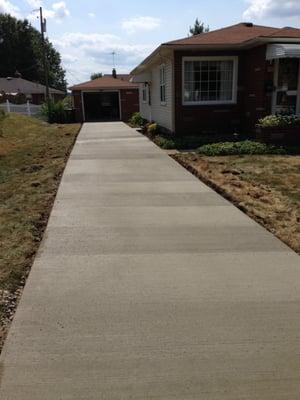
160;65;166;103
142;84;148;103
183;57;237;104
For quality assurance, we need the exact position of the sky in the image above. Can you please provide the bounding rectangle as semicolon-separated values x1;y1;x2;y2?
1;0;300;86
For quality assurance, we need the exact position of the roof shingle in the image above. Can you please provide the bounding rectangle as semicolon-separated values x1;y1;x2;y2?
70;75;138;91
163;23;300;46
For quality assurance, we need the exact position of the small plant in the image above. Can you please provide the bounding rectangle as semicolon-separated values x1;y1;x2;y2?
129;112;145;127
258;114;300;128
41;99;68;124
0;109;7;134
153;135;176;149
0;109;6;122
197;140;286;156
147;123;158;137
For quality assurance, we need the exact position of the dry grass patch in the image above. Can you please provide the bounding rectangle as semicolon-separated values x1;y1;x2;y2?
173;153;300;254
0;114;80;349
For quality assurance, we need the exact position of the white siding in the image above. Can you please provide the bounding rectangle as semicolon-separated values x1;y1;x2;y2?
138;56;174;132
139;84;151;122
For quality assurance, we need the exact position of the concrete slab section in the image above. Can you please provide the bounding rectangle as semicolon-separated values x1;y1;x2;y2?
48;206;256;227
54;192;229;207
1;122;299;400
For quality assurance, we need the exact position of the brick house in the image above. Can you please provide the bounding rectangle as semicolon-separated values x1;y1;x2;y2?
70;71;139;122
131;23;300;135
0;77;65;104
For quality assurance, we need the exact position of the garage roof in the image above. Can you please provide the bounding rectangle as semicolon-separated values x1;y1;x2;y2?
69;75;138;91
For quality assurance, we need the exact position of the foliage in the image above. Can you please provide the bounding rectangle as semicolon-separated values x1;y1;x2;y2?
197;140;286;156
153;135;176;149
90;72;103;80
0;14;67;91
0;109;7;134
189;18;209;36
0;109;6;122
41;99;69;123
258;114;300;128
129;112;145;127
147;123;158;136
62;95;73;108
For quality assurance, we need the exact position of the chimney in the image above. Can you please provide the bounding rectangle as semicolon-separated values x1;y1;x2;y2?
112;68;117;79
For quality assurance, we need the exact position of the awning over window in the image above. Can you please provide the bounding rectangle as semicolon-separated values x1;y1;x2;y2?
266;43;300;60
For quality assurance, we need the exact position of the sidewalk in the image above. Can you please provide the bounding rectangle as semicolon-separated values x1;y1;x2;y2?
1;122;299;399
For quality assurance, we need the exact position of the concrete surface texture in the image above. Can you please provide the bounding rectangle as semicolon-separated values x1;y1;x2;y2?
0;122;300;399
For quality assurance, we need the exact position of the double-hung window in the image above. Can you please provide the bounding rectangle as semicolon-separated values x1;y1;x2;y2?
183;56;238;105
160;64;166;104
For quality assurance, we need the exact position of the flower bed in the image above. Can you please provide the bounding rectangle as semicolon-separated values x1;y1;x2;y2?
256;115;300;145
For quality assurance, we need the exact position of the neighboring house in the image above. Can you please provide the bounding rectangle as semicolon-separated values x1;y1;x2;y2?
70;71;139;122
0;77;65;104
131;22;300;135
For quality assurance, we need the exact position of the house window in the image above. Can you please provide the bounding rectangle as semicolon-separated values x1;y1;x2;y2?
183;57;238;105
142;84;148;103
160;65;166;104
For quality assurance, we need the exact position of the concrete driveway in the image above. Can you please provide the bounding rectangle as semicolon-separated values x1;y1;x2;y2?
1;122;299;399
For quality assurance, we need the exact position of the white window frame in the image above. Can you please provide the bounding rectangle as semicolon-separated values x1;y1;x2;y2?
160;64;166;105
182;56;239;106
142;84;148;103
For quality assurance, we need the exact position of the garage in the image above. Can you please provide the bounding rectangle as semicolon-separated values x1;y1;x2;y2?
83;91;120;122
70;71;139;123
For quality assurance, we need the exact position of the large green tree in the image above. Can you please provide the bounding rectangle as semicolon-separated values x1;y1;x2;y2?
189;18;209;36
0;14;67;91
90;72;103;80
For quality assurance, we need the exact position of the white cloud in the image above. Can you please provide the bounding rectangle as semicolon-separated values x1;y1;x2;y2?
0;0;21;17
26;0;41;7
121;16;161;34
88;12;95;18
51;1;69;18
52;31;156;84
28;1;70;22
243;0;300;19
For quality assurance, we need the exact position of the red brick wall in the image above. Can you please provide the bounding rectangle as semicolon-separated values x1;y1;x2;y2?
72;89;139;122
120;89;139;121
242;45;273;131
72;91;83;122
174;45;273;135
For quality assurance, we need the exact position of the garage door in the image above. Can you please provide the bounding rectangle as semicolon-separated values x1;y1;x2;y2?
83;92;120;122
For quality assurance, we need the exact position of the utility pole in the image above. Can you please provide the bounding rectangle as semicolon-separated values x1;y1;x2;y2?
39;7;50;102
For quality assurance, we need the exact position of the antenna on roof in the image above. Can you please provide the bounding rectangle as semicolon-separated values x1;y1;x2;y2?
111;51;116;68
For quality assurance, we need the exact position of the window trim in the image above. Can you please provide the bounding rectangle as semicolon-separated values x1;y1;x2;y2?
160;64;167;105
142;83;148;104
182;56;238;106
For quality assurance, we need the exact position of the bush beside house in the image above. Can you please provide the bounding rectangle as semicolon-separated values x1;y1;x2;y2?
256;115;300;145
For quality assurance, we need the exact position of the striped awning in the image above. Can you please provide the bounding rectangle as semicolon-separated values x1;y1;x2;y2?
266;43;300;60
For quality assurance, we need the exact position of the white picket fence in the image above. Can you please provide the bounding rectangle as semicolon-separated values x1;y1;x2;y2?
0;100;42;116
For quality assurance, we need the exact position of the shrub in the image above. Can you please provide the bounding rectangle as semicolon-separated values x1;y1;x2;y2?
147;123;158;137
258;114;300;128
197;140;286;156
129;112;145;127
153;135;176;149
0;109;6;122
41;99;68;124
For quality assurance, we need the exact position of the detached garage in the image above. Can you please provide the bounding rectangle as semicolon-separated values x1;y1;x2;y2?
70;71;139;122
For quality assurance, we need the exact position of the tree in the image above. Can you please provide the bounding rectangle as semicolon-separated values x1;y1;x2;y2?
90;72;103;80
189;18;209;36
0;14;67;91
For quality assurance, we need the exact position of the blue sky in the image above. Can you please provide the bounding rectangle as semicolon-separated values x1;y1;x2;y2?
1;0;300;85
